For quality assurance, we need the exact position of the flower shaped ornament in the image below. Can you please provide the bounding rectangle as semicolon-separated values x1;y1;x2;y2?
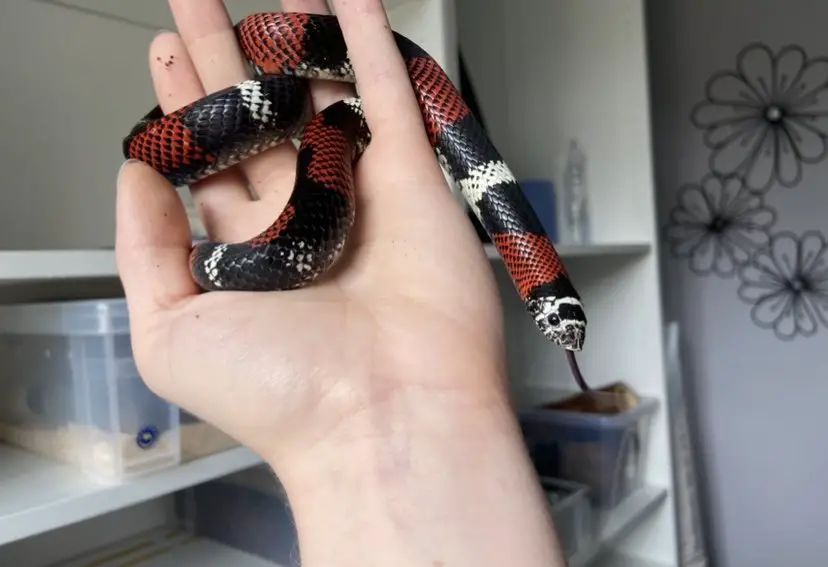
737;230;828;340
691;43;828;192
664;174;776;276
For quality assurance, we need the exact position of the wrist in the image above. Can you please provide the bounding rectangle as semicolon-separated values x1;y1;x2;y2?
270;381;568;567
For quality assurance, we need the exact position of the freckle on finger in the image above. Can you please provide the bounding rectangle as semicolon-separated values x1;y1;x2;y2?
148;32;207;113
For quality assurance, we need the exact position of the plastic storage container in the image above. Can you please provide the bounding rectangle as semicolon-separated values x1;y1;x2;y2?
179;409;239;463
177;465;298;565
519;388;658;509
0;298;180;483
541;477;594;558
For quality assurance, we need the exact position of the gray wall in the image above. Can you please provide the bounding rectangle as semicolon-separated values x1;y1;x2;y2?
646;1;828;565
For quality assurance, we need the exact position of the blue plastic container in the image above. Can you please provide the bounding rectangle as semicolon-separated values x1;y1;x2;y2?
519;179;559;242
518;395;658;509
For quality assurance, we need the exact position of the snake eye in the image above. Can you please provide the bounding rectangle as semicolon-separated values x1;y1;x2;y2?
546;313;561;326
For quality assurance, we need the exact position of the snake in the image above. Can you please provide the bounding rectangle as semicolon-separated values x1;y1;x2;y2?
123;12;589;364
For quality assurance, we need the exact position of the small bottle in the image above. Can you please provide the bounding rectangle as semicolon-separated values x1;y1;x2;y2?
561;139;591;244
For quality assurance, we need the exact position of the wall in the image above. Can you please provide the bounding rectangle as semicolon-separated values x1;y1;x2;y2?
646;1;828;565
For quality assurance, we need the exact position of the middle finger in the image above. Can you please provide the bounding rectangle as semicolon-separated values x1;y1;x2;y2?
280;0;357;113
168;0;298;196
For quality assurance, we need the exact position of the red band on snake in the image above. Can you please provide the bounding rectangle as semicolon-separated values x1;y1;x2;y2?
123;12;588;352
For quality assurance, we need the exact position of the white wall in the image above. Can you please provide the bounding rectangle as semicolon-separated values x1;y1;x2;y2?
647;1;828;565
0;1;157;250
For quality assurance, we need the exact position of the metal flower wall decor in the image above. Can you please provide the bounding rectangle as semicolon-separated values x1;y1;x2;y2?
690;42;828;193
737;231;828;340
664;174;776;277
664;41;828;341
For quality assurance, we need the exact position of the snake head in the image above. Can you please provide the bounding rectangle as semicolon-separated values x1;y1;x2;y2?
526;295;587;351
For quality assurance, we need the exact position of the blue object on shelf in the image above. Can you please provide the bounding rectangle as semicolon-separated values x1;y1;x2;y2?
519;179;558;242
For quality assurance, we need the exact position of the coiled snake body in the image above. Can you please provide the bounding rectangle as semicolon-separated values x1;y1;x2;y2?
123;12;588;354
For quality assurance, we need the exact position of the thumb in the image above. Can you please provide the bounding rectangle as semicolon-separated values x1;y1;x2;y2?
115;159;200;318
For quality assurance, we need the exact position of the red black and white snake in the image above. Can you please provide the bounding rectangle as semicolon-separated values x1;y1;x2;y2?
123;12;588;364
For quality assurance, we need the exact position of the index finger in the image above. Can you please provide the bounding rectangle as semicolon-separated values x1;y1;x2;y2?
329;0;432;146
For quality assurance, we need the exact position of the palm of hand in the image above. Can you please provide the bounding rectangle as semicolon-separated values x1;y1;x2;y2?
125;154;503;463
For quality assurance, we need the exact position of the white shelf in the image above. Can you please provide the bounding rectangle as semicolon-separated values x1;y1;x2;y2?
484;243;651;261
55;527;283;567
0;250;117;283
570;485;669;567
0;444;264;546
0;243;651;284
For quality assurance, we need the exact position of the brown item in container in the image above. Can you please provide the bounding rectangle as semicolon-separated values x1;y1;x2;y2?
541;381;640;415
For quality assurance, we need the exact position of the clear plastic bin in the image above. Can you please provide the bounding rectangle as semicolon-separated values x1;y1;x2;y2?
0;298;180;483
541;477;594;558
179;409;239;463
176;465;298;565
518;387;658;509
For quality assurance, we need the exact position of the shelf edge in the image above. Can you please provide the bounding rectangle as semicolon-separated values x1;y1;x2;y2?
591;552;674;567
484;242;651;261
0;241;652;284
0;445;264;546
570;485;669;567
0;250;118;283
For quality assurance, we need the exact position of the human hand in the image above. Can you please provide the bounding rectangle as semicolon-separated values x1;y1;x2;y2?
115;0;506;473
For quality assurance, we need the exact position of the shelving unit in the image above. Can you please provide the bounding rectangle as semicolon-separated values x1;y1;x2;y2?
0;0;678;566
458;0;677;564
